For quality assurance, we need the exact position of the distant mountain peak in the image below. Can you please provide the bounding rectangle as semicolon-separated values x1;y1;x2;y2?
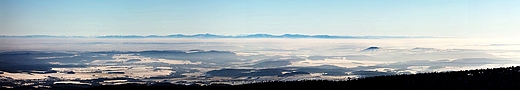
362;46;381;52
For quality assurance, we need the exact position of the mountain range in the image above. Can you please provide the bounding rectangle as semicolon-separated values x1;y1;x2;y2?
0;33;429;39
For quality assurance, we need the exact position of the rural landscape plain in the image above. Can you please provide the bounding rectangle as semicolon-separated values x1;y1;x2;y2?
1;35;520;88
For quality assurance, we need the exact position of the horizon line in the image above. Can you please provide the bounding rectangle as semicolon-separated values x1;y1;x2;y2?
0;33;440;37
0;33;443;39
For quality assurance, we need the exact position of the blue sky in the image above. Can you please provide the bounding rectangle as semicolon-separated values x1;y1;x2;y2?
1;0;519;37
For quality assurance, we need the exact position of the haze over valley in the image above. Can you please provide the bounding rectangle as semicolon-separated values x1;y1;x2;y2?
1;37;520;88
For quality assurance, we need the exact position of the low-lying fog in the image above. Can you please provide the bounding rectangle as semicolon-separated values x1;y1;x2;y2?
1;37;520;81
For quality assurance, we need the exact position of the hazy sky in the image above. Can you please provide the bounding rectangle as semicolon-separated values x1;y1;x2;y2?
1;0;519;36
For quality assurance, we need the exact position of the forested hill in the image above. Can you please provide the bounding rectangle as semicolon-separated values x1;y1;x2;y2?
85;66;520;90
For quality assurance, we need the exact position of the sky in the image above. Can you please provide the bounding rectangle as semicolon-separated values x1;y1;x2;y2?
1;0;519;37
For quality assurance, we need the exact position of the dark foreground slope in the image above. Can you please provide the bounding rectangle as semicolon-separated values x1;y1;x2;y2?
85;66;520;90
